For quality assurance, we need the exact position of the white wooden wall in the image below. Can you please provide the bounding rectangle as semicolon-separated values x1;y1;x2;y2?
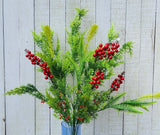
1;0;160;135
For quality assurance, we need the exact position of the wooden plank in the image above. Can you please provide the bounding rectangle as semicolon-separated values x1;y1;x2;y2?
0;0;5;134
152;0;160;134
94;0;111;135
123;0;141;134
107;0;127;135
138;0;156;135
35;0;50;135
4;0;35;134
50;0;65;134
80;0;95;134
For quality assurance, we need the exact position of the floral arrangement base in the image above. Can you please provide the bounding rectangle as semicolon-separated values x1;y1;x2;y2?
61;121;81;135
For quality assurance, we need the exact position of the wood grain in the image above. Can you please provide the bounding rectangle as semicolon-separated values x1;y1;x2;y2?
95;0;111;135
1;1;160;135
138;0;156;135
50;0;65;134
123;0;141;134
108;0;126;135
0;0;5;134
152;0;160;134
35;0;50;135
81;0;95;134
4;0;35;134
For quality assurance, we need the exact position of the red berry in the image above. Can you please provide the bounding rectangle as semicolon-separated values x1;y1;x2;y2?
103;54;107;57
93;81;97;84
28;57;31;60
101;72;104;76
102;51;105;55
33;56;37;59
50;75;53;78
114;88;118;91
37;58;40;62
113;81;116;84
90;81;93;84
101;76;104;80
111;84;114;88
98;52;102;55
107;51;111;55
25;54;29;57
97;80;101;84
100;48;103;51
95;85;99;89
40;63;43;67
111;46;114;50
43;62;47;67
97;75;101;79
107;48;110;51
99;43;103;48
104;44;109;49
119;80;123;84
119;78;121;81
93;53;97;57
31;59;35;62
115;78;118;81
112;43;115;46
116;44;120;48
115;83;118;86
31;54;34;57
99;56;103;59
121;77;124;80
105;43;109;46
118;74;122;78
96;70;100;75
115;49;118;53
45;72;48;75
28;51;31;54
45;76;48;80
109;56;112;59
95;49;99;53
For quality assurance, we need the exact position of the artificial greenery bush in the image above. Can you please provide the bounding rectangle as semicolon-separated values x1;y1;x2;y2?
5;8;160;131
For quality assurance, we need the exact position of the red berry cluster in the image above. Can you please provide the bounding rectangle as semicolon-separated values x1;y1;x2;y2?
40;62;53;80
93;42;120;60
90;70;105;89
79;106;84;109
65;115;70;121
59;114;62;119
41;99;51;109
56;101;66;108
25;50;41;65
41;99;45;104
93;99;99;105
78;117;84;123
25;49;53;80
111;72;125;91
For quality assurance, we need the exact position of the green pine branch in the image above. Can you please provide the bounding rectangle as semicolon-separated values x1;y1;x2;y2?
5;84;47;102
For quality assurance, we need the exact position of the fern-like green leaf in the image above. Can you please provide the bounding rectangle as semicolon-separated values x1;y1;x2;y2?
106;92;126;106
108;23;119;42
110;104;143;113
5;84;47;102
